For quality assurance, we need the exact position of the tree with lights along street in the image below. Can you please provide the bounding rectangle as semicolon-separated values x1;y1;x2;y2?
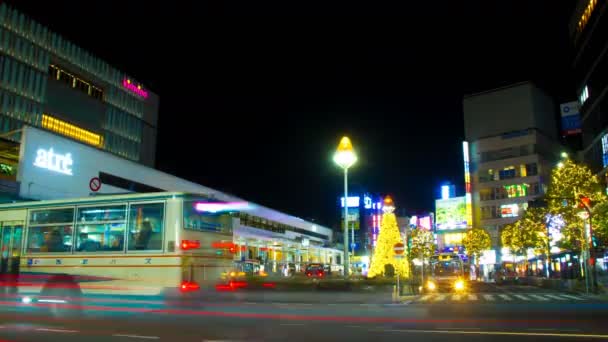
367;196;410;278
501;207;548;267
409;227;436;261
546;157;608;252
462;227;491;279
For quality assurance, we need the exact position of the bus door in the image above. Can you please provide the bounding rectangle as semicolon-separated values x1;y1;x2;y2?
0;221;23;276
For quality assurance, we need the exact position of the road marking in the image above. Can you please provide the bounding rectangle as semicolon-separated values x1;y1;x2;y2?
560;294;584;300
372;328;608;339
452;294;461;301
418;295;433;302
244;302;256;305
529;294;549;301
35;328;78;333
346;325;364;328
280;323;305;326
498;294;512;301
434;294;447;302
467;294;478;301
482;294;494;301
544;294;567;300
513;294;530;301
113;334;160;339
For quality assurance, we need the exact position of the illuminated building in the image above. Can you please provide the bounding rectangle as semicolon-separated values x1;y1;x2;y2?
569;0;608;177
337;192;383;257
463;82;563;264
0;4;158;167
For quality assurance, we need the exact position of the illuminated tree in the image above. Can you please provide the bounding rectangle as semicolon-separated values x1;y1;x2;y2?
546;158;607;252
367;196;409;278
500;208;547;270
409;228;435;260
462;227;491;275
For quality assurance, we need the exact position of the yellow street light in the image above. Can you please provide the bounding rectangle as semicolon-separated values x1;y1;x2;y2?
334;136;358;277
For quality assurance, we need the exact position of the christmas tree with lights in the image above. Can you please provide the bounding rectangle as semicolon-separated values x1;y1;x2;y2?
367;196;409;278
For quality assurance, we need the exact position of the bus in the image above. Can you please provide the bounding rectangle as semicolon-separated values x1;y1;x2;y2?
425;253;467;292
0;192;240;304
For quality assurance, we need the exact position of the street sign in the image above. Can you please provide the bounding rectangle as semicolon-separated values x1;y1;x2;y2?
89;177;101;192
394;242;405;255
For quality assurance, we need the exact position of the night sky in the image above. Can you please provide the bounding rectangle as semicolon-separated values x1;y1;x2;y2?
8;1;576;229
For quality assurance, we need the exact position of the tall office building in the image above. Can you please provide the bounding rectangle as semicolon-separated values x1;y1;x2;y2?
570;0;608;177
463;82;563;265
0;4;158;168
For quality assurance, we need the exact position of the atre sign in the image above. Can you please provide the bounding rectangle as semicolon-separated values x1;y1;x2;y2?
33;148;73;175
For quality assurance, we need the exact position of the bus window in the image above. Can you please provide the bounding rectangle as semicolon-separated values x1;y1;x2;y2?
76;205;126;252
127;203;164;251
27;208;74;253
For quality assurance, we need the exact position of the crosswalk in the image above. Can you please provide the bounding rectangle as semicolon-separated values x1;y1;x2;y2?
410;292;590;304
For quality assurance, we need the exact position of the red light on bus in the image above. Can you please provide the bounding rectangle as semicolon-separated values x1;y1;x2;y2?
181;240;201;250
180;281;200;292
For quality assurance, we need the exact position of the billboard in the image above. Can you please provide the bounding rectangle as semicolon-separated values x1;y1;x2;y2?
340;207;360;230
435;196;467;230
560;101;582;136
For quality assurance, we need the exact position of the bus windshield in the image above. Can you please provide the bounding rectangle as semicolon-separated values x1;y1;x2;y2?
431;260;462;277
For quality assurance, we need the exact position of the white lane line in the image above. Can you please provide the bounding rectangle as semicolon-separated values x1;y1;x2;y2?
498;294;512;301
452;294;461;301
113;334;160;340
544;294;567;301
467;294;478;301
513;294;530;301
370;328;608;339
560;294;584;300
482;294;494;301
35;328;78;333
529;294;549;301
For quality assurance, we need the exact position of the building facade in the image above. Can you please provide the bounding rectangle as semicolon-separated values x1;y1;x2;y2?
0;3;158;168
339;193;383;257
463;82;563;265
570;0;608;178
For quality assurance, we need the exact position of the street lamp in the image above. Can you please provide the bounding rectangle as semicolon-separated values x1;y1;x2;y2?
334;136;357;277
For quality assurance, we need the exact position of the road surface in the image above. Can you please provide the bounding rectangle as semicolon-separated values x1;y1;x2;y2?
1;282;606;341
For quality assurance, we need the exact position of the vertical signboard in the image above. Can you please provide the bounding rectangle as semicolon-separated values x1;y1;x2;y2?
463;142;473;228
560;101;582;136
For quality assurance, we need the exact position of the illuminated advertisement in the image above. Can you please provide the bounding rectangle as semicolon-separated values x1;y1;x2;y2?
500;203;523;218
435;196;467;230
340;196;360;208
504;184;528;198
341;207;360;230
463;142;473;228
443;232;465;246
560;101;582;136
418;216;432;230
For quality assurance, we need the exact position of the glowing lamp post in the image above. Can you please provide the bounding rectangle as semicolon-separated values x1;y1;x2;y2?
334;136;357;277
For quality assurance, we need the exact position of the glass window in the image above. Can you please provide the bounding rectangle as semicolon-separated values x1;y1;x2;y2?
75;205;126;252
526;163;538;176
27;208;74;253
183;200;232;233
127;203;164;251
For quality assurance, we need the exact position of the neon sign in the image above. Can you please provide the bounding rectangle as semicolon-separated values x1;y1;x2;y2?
463;142;473;228
340;196;360;208
364;196;372;209
194;202;249;213
34;148;73;175
122;78;149;99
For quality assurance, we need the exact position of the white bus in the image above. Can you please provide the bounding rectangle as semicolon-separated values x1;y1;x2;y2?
0;192;241;302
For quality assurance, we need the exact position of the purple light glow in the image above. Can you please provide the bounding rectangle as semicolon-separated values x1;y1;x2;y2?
195;202;250;213
122;78;149;98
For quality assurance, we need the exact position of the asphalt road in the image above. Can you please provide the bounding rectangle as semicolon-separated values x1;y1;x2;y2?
1;282;607;341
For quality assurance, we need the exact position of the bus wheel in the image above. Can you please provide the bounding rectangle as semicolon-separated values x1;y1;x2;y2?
40;274;83;317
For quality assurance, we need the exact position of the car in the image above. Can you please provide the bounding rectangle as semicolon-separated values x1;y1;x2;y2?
305;264;325;278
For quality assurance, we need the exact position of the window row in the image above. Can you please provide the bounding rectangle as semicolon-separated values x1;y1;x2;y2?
479;163;538;182
236;212;329;240
479;182;542;201
0;4;136;96
104;106;143;142
481;203;528;220
0;26;49;72
0;55;47;102
104;132;140;161
49;65;103;101
480;145;535;163
0;89;43;126
105;86;145;119
26;202;164;254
